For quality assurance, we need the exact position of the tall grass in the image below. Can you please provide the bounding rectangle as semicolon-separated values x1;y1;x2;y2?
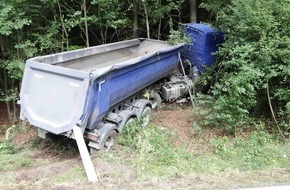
116;121;290;178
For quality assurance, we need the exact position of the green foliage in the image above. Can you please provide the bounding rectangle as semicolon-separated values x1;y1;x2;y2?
0;89;18;102
88;0;132;43
167;19;191;45
210;131;290;170
0;141;36;171
0;153;33;171
117;120;143;149
116;122;290;177
167;28;184;45
0;1;32;36
199;0;290;136
139;0;184;39
4;59;24;80
0;141;15;154
0;59;24;104
195;93;249;135
4;122;29;141
54;166;86;184
117;122;197;177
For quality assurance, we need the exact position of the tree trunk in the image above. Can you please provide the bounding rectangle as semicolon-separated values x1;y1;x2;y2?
83;0;89;47
58;1;69;51
0;36;12;122
97;4;105;44
142;1;150;38
0;35;4;59
11;79;17;124
132;0;138;38
3;70;12;122
158;18;162;40
189;0;197;23
157;0;162;40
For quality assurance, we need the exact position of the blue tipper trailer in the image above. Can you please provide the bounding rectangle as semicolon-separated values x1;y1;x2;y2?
20;39;182;135
19;23;222;182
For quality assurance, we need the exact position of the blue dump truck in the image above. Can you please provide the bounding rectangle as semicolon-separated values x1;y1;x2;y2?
19;24;223;153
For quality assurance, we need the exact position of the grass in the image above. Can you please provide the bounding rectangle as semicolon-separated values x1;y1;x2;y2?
0;116;289;189
114;122;290;179
0;141;33;171
54;166;86;184
0;140;52;172
0;153;33;171
209;132;290;171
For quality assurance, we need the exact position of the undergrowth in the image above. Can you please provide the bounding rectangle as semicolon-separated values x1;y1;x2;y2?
210;131;289;171
0;116;289;181
118;121;195;177
0;140;15;154
0;123;36;171
0;123;78;172
0;122;27;154
116;120;290;178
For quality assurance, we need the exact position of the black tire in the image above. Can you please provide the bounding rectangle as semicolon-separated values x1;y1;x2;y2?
101;130;117;151
150;92;161;110
141;106;152;127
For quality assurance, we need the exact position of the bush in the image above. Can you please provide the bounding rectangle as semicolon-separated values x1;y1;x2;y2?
199;0;290;137
117;122;196;177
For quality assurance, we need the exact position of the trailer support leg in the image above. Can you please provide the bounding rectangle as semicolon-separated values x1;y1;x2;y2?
73;125;98;183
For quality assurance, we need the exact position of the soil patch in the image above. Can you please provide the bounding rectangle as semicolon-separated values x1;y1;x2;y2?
151;103;194;145
151;103;224;154
0;102;10;132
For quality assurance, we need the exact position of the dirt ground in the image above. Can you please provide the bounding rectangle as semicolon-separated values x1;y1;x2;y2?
0;103;10;132
0;102;289;190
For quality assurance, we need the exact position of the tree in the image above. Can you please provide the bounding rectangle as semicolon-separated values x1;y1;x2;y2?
189;0;197;23
0;0;32;122
132;0;139;38
83;0;89;47
139;0;184;39
0;0;65;123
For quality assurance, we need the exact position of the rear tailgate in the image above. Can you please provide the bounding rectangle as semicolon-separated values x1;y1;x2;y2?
20;60;91;134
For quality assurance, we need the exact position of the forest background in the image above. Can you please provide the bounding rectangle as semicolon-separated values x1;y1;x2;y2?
0;0;289;138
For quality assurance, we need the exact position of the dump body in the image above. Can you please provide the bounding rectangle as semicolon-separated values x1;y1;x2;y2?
20;39;183;134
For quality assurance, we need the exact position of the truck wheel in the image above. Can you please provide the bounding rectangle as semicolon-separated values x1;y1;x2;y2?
150;92;161;110
141;106;152;127
101;130;117;151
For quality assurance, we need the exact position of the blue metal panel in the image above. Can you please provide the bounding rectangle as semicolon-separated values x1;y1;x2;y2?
108;50;179;106
183;23;223;73
86;76;110;128
86;46;182;129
